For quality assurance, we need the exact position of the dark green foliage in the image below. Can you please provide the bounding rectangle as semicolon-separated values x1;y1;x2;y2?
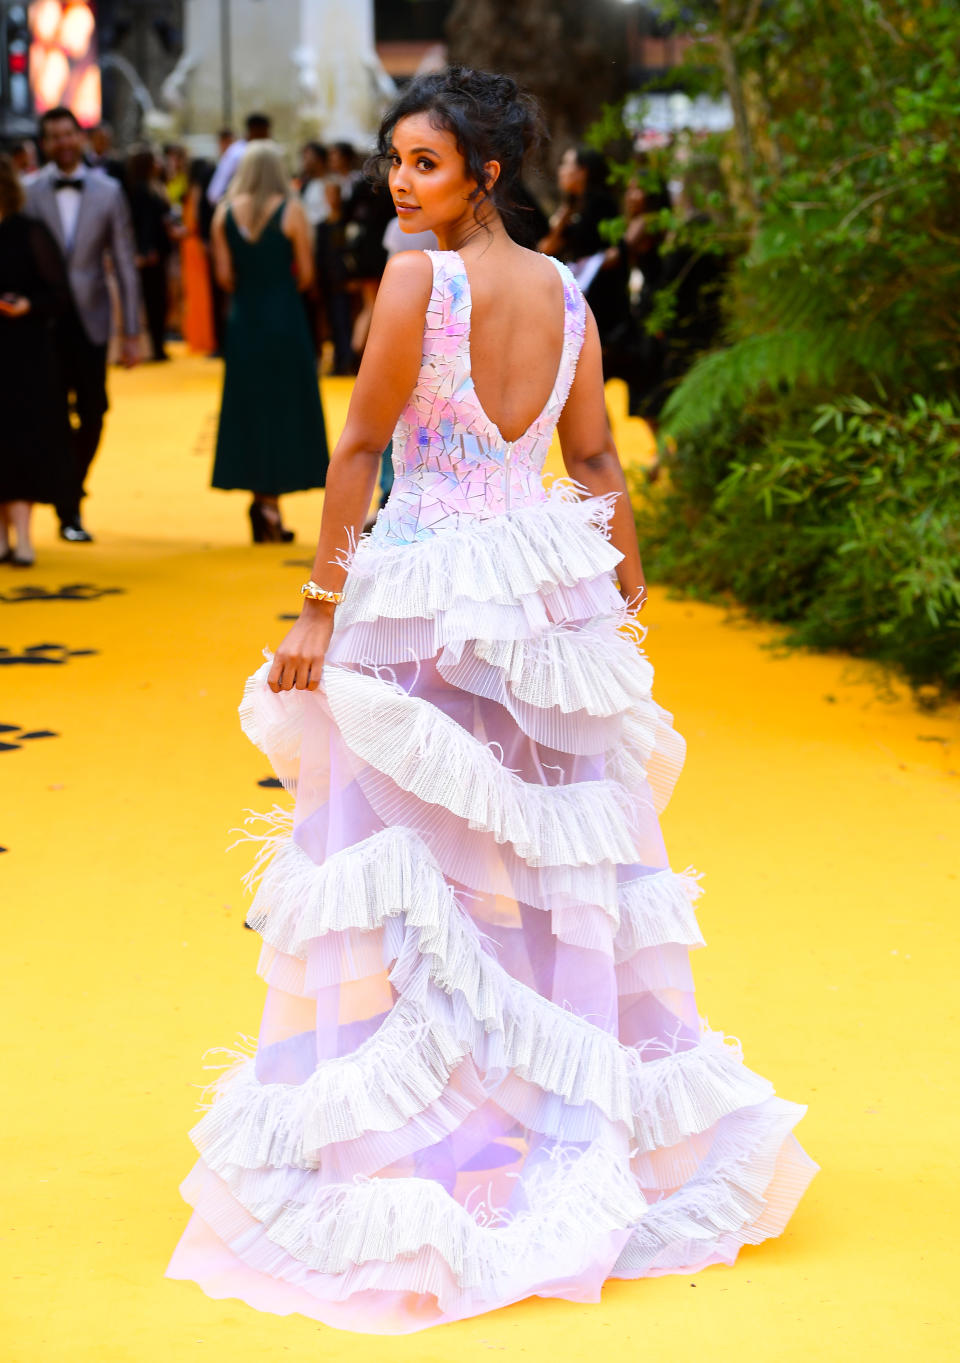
616;1;960;694
634;397;960;693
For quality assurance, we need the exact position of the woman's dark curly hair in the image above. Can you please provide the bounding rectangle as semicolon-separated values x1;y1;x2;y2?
572;146;611;197
370;66;546;222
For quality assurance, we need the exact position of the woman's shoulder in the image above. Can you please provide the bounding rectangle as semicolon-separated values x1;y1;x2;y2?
375;250;434;321
382;248;434;288
280;193;307;228
488;244;576;296
520;244;571;278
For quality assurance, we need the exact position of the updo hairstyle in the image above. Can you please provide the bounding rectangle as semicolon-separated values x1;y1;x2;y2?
372;66;545;221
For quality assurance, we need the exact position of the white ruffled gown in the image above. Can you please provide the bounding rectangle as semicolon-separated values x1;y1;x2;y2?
166;249;819;1333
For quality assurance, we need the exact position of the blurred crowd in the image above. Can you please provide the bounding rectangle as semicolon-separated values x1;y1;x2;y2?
0;106;728;566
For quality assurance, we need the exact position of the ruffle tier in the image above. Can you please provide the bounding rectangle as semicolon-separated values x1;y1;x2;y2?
334;484;623;630
167;491;818;1331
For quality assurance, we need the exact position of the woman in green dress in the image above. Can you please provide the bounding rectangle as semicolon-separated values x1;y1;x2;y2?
211;142;329;542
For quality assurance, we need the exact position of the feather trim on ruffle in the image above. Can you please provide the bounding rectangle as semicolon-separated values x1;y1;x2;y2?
616;870;705;958
322;666;646;869
242;824;704;967
241;628;684;820
186;1137;642;1300
335;487;622;628
615;1097;818;1274
191;882;771;1176
262;1141;641;1292
183;1092;814;1302
326;575;626;667
433;623;667;765
453;624;654;718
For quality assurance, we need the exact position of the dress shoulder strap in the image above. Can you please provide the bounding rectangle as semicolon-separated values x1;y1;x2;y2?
544;255;588;417
422;248;470;340
225;198;286;244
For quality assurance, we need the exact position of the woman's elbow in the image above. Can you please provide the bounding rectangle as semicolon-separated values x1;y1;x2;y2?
330;441;384;472
566;445;620;478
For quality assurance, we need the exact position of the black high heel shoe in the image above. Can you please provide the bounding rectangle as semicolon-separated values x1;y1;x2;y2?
249;501;296;544
249;501;271;542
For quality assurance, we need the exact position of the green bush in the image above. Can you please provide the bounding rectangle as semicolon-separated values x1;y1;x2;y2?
594;2;960;694
634;396;960;692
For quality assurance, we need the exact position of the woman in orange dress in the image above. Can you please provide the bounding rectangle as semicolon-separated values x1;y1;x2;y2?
179;160;216;355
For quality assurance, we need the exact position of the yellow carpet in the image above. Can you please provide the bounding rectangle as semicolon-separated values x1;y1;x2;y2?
2;350;957;1361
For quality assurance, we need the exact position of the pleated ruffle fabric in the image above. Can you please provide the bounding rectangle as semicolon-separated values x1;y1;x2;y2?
166;250;818;1333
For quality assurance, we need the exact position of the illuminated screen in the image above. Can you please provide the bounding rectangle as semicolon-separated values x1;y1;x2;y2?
29;0;100;125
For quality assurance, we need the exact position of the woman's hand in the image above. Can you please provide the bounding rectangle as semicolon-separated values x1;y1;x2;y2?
0;294;31;318
267;599;335;693
621;580;648;614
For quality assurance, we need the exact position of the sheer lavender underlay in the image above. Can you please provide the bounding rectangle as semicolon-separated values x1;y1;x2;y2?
165;250;818;1333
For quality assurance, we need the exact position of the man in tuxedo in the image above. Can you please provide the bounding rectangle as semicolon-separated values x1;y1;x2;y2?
25;106;140;542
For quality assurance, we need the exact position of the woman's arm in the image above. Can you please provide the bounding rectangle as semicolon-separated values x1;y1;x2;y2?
282;196;315;292
556;306;646;610
211;202;234;291
268;250;433;693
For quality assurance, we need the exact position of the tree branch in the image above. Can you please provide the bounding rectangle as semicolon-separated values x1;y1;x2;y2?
713;32;758;209
737;0;764;41
837;179;918;232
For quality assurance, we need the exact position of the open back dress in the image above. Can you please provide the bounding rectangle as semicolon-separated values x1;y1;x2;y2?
212;202;328;498
167;248;818;1333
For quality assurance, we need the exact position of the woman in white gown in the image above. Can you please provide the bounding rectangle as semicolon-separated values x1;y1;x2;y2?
166;66;818;1334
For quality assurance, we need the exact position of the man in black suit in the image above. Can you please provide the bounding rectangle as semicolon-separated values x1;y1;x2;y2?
25;107;140;542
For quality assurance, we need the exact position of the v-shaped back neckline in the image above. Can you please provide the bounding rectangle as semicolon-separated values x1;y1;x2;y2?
445;248;569;447
228;198;285;244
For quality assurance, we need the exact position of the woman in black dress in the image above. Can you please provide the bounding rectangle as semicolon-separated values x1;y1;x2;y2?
0;153;71;567
538;145;627;348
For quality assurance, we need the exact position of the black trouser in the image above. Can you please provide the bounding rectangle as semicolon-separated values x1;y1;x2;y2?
139;261;168;360
327;289;353;372
56;317;108;525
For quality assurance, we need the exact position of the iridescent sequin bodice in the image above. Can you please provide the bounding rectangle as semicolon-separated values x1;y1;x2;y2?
371;250;586;546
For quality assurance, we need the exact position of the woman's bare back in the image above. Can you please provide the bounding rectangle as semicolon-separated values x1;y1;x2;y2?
458;245;567;444
228;192;288;241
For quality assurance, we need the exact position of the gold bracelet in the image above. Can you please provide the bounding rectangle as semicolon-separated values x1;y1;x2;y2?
300;581;344;604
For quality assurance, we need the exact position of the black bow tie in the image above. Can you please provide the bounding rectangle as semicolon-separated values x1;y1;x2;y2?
54;177;83;191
